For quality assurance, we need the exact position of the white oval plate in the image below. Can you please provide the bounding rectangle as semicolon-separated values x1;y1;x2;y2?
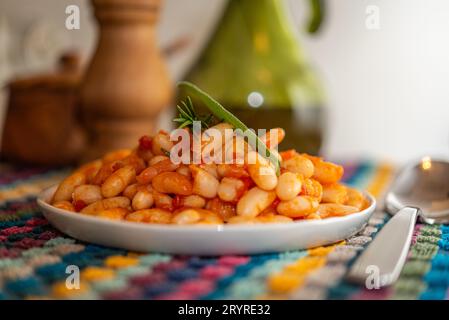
37;186;376;255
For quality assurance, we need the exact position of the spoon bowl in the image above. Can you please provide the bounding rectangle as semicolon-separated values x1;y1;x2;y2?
385;159;449;223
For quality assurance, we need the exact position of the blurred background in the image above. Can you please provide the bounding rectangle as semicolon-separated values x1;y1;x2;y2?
0;0;448;165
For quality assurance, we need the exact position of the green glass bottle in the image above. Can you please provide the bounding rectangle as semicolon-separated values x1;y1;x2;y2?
181;0;325;154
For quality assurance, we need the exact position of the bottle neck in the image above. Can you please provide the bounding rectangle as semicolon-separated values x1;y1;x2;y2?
221;0;300;55
225;0;287;19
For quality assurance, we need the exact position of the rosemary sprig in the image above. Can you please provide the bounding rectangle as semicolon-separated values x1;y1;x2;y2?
173;96;213;129
177;81;281;175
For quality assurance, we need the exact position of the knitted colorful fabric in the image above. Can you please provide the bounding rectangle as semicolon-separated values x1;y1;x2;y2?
1;161;446;300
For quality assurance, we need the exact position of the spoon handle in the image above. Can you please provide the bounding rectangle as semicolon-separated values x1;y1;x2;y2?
346;207;419;287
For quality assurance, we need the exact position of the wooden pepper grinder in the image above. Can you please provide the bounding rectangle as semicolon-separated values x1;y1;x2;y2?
80;0;172;160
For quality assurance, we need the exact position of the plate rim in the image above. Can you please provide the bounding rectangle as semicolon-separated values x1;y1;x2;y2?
37;185;377;233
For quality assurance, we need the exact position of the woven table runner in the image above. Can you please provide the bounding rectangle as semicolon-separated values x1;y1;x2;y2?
0;161;447;300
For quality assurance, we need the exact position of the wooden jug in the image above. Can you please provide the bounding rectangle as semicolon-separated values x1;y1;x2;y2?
1;53;85;165
80;0;172;160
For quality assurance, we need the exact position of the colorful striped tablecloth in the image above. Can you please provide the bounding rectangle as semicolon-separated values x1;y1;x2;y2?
0;161;448;300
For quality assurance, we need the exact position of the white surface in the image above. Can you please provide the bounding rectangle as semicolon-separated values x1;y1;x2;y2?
1;0;448;162
37;185;376;255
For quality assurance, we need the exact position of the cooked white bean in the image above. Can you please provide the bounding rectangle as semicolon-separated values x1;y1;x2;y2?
345;188;366;210
76;160;102;184
123;183;139;200
199;163;218;178
276;196;319;218
236;187;276;218
197;210;223;225
301;178;323;201
153;191;173;210
322;183;348;204
281;154;314;178
132;190;154;210
223;135;251;165
317;203;359;218
302;154;344;184
260;128;285;149
53;201;75;212
246;151;277;191
81;197;130;215
152;172;193;196
201;122;233;157
275;172;302;201
183;195;206;208
126;208;172;224
217;178;245;202
101;165;136;198
216;164;248;178
172;208;223;225
148;155;169;166
191;166;219;199
171;209;202;224
53;172;86;202
176;165;191;178
152;132;173;156
72;184;102;205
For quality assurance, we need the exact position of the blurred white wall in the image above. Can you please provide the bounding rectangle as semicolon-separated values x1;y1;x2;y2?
0;0;448;163
300;0;449;163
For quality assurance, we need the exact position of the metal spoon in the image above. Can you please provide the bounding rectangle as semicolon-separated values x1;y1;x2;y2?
347;158;449;287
